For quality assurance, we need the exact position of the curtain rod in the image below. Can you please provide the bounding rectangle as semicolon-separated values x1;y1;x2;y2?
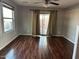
30;9;58;11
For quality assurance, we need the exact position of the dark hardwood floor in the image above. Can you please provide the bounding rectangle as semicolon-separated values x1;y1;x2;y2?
0;35;74;59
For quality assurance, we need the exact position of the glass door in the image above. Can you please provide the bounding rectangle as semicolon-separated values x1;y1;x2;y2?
40;14;50;35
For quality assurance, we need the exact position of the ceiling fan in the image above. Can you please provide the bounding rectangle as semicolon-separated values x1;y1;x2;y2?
23;0;59;7
44;0;59;5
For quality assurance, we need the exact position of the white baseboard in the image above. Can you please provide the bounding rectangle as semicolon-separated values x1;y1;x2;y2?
54;35;74;44
63;36;74;44
21;34;74;44
17;34;74;44
53;35;64;37
21;34;43;37
0;34;19;50
21;34;32;36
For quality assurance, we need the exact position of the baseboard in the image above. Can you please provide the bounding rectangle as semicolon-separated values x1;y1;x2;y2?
21;34;32;36
0;34;19;50
53;35;64;37
18;34;74;44
21;34;49;37
0;34;73;50
54;35;74;44
63;36;74;44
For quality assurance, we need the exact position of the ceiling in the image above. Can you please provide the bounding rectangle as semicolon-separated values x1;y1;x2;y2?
13;0;79;8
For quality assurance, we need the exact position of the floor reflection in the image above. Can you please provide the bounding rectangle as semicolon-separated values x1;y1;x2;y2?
0;36;73;59
5;49;15;59
39;36;47;49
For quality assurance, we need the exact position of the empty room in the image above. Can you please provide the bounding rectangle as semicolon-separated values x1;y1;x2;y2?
0;0;79;59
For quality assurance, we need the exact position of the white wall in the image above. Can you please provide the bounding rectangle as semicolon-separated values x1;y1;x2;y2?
61;5;79;44
0;0;19;50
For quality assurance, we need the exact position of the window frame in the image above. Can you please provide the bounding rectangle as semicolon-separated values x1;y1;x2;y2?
2;3;15;32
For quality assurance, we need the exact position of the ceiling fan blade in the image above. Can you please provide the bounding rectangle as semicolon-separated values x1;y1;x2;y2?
50;2;59;5
45;0;49;4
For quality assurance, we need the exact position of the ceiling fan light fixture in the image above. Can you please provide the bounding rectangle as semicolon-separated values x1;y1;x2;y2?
43;4;50;8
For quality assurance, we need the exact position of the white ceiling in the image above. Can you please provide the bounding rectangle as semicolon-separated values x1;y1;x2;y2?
13;0;79;8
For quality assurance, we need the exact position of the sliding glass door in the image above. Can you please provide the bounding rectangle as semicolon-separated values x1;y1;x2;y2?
40;14;50;35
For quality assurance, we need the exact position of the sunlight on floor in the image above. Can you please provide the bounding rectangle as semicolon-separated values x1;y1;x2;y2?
5;49;15;59
39;36;47;49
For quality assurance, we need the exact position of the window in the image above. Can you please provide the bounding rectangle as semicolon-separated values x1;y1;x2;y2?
40;14;50;35
2;3;14;32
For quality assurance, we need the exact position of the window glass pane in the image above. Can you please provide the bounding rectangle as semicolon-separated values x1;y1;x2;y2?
3;7;13;18
4;19;13;32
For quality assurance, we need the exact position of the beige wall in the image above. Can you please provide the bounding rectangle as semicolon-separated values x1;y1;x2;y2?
61;5;79;44
17;6;33;35
0;0;19;50
57;10;64;35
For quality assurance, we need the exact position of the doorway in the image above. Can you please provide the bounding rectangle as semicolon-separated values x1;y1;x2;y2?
39;14;50;35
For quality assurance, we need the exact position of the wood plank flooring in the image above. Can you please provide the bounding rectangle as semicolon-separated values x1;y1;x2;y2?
0;36;74;59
